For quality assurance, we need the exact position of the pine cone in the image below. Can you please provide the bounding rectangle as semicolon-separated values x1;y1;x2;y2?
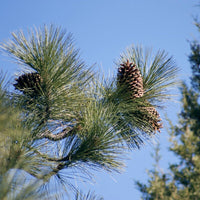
14;72;42;96
143;106;163;133
118;59;144;98
118;60;162;132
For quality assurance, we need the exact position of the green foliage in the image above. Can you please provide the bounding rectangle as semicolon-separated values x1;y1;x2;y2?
1;25;92;131
0;75;46;200
189;21;200;90
0;25;178;199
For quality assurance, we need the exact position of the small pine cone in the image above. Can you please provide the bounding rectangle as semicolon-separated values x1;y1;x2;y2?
14;72;42;96
118;59;144;99
143;106;163;133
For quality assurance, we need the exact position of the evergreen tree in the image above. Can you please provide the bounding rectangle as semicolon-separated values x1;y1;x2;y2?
0;25;177;199
136;22;200;200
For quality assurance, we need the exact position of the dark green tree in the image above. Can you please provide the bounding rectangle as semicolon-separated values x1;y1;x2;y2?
136;22;200;200
0;25;177;199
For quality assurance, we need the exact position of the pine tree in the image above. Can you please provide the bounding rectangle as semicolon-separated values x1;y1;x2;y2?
0;25;177;199
136;22;200;200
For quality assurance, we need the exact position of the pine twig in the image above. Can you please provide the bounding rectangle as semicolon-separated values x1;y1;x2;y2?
37;126;76;141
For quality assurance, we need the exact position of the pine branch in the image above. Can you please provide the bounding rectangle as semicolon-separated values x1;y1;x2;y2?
37;126;76;141
0;25;180;198
30;149;72;180
33;148;70;163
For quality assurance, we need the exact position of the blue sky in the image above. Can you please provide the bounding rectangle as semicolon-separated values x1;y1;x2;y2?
0;1;199;199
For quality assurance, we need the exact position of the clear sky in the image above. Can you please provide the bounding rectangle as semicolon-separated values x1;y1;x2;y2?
0;1;199;199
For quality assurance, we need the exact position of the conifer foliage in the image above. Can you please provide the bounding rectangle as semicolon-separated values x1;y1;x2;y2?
0;25;177;199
